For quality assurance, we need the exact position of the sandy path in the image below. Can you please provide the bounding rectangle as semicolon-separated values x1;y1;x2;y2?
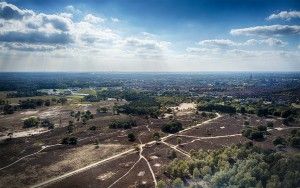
30;113;223;188
0;144;61;171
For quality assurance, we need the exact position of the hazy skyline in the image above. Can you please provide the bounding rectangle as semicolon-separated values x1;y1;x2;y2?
0;0;300;72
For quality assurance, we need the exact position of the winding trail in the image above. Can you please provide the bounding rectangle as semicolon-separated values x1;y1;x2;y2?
0;144;61;171
31;149;136;188
30;113;222;188
161;141;191;158
107;158;141;188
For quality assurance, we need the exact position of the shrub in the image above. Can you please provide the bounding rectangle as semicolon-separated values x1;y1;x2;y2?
23;117;39;128
61;137;77;145
109;119;137;129
267;122;274;128
153;132;161;141
127;132;136;142
89;126;96;131
41;119;54;128
157;180;167;188
161;121;183;133
273;137;287;146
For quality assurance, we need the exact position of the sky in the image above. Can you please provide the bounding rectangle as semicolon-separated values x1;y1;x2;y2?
0;0;299;72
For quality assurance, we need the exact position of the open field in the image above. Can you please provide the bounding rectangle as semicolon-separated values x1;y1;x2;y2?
0;100;299;188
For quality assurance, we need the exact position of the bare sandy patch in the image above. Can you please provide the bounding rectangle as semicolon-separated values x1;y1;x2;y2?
97;172;115;181
46;144;127;173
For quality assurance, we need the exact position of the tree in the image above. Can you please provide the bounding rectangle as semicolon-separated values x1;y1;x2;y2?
168;149;177;159
161;121;183;133
3;104;14;114
173;178;184;188
58;97;67;105
193;168;200;180
273;137;287;146
7;132;13;140
266;175;281;188
97;107;108;113
177;137;182;145
240;107;246;114
153;132;161;141
23;117;39;128
128;132;136;142
41;119;54;129
67;120;74;133
61;137;77;145
267;122;274;128
157;180;167;188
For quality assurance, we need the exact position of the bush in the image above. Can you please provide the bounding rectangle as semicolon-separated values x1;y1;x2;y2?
198;104;236;114
289;136;300;148
3;104;15;114
109;119;137;129
267;122;274;128
89;126;96;131
242;127;265;141
41;119;54;128
273;137;287;146
127;132;136;142
257;125;267;132
23;117;39;128
61;137;77;145
157;180;167;188
153;132;161;141
161;121;183;133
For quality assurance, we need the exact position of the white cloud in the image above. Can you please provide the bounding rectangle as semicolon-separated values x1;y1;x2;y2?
0;2;34;20
64;5;81;14
230;25;300;36
83;14;105;24
198;38;286;48
267;11;300;21
245;38;287;47
198;39;237;47
111;17;119;22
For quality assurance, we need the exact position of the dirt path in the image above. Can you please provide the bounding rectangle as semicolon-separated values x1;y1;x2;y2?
31;149;136;188
0;144;61;171
161;140;191;158
30;113;223;188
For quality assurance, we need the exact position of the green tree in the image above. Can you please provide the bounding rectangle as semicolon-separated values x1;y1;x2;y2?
127;132;136;142
23;117;39;128
157;180;167;188
266;175;281;188
173;178;184;188
193;167;200;180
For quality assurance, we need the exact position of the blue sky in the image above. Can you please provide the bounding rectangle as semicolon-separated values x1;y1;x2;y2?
0;0;300;72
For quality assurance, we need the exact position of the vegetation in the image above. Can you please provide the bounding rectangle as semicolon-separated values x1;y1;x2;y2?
41;119;54;129
242;126;267;141
161;120;183;134
198;104;236;114
165;144;300;188
61;137;78;145
23;117;39;128
109;119;137;129
127;132;136;142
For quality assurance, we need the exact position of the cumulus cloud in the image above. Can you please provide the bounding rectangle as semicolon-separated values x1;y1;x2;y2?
64;5;81;14
244;38;287;47
0;2;33;20
230;25;300;36
198;38;286;48
83;14;105;24
2;43;64;51
0;0;171;62
267;11;300;21
111;17;119;22
198;39;237;47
